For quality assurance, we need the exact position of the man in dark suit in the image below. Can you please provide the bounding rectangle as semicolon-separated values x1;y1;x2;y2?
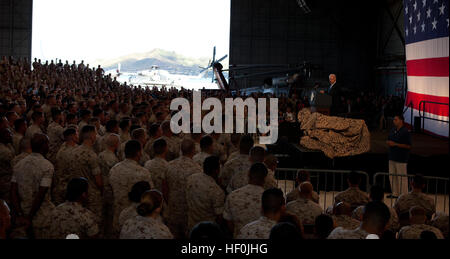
320;74;340;115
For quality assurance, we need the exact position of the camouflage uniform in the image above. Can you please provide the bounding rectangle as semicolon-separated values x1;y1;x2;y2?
109;159;154;233
398;224;444;239
212;138;227;163
431;213;449;239
120;215;173;239
52;143;77;205
11;153;55;239
223;184;264;237
193;152;211;167
161;136;180;161
98;132;113;152
165;156;202;238
12;131;23;155
67;145;103;221
118;202;139;231
0;142;15;201
327;227;369;239
286;186;320;204
143;137;157;159
144;157;169;193
236;216;277;239
98;148;120;235
220;154;251;192
186;173;225;231
120;132;131;144
332;215;360;230
394;192;436;220
47;201;99;239
353;205;399;231
25;124;43;139
47;121;64;163
286;197;323;225
334;187;370;209
227;167;278;195
11;152;29;168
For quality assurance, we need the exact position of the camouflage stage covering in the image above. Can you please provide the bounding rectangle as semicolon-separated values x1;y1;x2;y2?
297;109;370;159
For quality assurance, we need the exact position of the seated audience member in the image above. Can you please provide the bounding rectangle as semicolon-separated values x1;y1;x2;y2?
263;154;279;190
0;199;11;239
120;190;173;239
332;202;360;230
237;188;285;239
186;156;225;232
431;212;449;239
314;214;336;240
328;201;390;239
398;206;444;239
394;174;436;222
118;181;152;230
286;182;323;226
189;222;225;241
47;178;99;239
353;185;399;231
223;163;268;237
286;170;319;204
334;171;370;209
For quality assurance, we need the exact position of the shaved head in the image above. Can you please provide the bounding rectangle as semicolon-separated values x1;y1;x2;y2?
299;182;313;195
334;202;352;216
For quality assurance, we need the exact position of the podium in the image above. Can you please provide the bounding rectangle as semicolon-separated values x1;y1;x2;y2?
311;93;332;115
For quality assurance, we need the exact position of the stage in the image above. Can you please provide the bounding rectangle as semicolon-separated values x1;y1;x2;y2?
271;129;449;178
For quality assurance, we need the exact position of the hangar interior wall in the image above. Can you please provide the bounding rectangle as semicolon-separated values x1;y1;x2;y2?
229;0;406;94
0;0;32;61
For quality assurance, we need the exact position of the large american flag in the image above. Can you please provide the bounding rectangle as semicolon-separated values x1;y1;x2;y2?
403;0;449;137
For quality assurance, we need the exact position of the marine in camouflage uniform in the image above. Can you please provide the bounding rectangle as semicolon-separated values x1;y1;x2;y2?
286;197;323;225
236;216;277;239
52;142;78;205
398;224;444;239
11;153;55;239
286;186;320;204
334;187;370;209
67;145;103;222
353;205;399;232
47;201;99;239
11;152;29;168
332;215;360;230
219;153;251;191
144;157;168;193
223;184;264;237
47;121;64;163
186;172;225;231
165;155;202;238
109;159;154;234
394;192;436;220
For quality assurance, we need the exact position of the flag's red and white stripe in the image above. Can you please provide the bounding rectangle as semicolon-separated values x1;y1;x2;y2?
404;37;449;137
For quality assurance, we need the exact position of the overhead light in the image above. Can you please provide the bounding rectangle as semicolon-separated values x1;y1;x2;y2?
297;0;311;14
